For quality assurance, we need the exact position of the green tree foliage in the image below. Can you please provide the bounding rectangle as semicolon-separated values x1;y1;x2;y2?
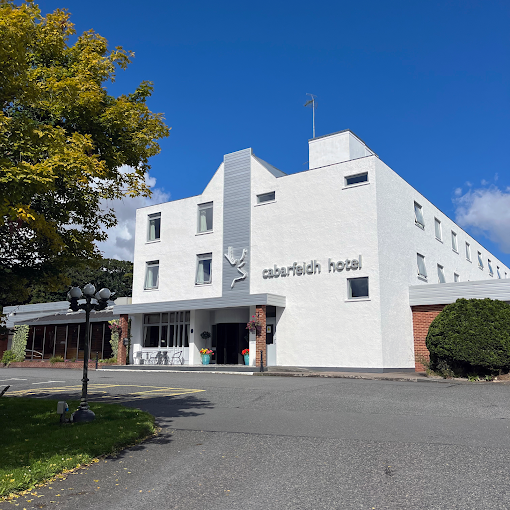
11;324;29;361
0;1;170;306
28;258;133;303
426;298;510;374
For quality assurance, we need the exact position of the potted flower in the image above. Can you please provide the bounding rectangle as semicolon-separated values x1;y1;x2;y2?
246;316;261;335
199;348;214;365
242;348;249;366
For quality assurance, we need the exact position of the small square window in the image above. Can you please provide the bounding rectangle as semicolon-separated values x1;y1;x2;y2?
488;259;493;276
434;218;442;241
257;191;275;204
437;264;446;284
197;202;213;233
451;231;458;252
477;251;484;269
348;277;369;299
414;202;425;229
144;260;159;289
417;254;427;279
465;242;471;261
147;213;161;241
454;273;460;282
196;253;212;285
345;172;368;186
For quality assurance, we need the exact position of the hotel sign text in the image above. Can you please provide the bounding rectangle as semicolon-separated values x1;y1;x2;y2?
262;256;363;279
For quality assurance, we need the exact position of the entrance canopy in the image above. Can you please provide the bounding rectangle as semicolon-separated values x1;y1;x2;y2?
115;293;286;315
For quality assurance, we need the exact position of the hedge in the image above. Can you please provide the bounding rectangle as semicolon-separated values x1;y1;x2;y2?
426;298;510;374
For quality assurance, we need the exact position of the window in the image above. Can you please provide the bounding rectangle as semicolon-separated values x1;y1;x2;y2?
345;172;368;186
197;202;213;233
437;264;446;284
451;231;458;252
147;213;161;241
347;277;369;299
417;254;427;279
465;242;471;262
477;251;484;269
414;202;425;229
454;273;460;282
434;218;442;241
144;260;159;289
488;260;493;276
143;311;190;349
497;267;501;279
257;191;275;204
196;253;212;284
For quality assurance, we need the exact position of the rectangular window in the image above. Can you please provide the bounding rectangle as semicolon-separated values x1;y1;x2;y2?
142;311;190;348
451;231;458;252
197;202;213;233
147;213;161;241
454;273;460;282
477;251;484;269
345;172;368;186
497;267;501;279
488;260;493;276
257;191;276;204
437;264;446;284
347;277;369;299
417;254;427;279
465;242;471;261
434;218;442;241
144;260;159;289
196;253;212;285
414;202;425;229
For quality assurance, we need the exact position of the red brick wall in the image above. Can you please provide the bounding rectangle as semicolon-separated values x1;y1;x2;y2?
117;314;129;366
255;305;267;367
412;304;445;371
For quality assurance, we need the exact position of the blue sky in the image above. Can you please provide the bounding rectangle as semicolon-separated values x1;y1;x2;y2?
38;0;510;266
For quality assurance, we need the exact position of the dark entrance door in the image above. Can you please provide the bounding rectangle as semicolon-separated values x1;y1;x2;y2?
215;323;248;364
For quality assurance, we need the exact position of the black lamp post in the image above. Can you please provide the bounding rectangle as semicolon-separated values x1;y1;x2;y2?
67;283;111;422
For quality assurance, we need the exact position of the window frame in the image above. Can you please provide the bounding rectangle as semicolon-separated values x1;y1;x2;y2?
417;253;427;280
142;311;190;349
197;202;213;234
256;191;276;205
434;217;442;242
477;251;484;270
147;212;161;242
497;267;501;279
465;242;471;262
347;277;369;300
144;260;160;290
488;259;494;276
437;264;446;284
195;253;213;285
344;172;369;187
414;202;425;229
451;231;458;253
454;273;460;282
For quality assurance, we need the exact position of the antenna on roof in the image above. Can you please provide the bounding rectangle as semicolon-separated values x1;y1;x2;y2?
304;93;317;138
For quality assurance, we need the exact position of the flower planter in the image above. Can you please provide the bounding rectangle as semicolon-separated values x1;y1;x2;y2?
244;353;250;366
201;354;211;365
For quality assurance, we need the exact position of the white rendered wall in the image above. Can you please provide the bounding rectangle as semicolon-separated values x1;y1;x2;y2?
132;164;224;305
250;155;384;368
374;158;510;368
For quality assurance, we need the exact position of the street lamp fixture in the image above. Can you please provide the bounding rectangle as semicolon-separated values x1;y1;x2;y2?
67;284;111;422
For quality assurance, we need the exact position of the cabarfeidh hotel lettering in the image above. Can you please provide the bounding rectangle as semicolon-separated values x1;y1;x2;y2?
262;256;362;279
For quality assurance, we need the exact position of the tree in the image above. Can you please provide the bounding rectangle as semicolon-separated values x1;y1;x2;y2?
28;257;133;303
0;1;170;306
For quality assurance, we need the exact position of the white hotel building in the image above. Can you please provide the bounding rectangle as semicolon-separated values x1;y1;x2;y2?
116;130;509;370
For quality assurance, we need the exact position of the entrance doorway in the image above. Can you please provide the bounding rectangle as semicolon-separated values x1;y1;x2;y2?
214;323;248;364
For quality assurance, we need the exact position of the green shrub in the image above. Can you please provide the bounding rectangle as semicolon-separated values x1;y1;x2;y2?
2;350;16;366
426;298;510;375
99;357;117;364
49;355;64;364
11;324;29;361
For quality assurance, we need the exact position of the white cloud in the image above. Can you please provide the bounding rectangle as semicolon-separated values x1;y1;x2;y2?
454;186;510;253
454;187;463;196
97;167;170;261
481;179;489;186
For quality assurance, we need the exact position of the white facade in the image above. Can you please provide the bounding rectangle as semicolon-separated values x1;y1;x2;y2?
117;130;509;370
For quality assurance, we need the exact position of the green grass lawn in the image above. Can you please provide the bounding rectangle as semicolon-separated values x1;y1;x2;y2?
0;397;155;497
